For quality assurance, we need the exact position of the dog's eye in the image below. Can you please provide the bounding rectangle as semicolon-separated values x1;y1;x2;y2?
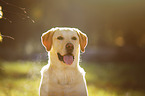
57;36;64;40
72;36;77;40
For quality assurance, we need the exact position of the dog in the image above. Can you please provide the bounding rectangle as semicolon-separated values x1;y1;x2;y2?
39;27;88;96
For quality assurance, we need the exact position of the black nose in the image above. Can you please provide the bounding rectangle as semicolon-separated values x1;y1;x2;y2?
66;43;74;53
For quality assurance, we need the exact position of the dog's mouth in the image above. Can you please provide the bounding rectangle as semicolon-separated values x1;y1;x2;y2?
57;53;74;65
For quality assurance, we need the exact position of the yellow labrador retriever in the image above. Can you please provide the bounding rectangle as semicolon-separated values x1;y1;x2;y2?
39;27;88;96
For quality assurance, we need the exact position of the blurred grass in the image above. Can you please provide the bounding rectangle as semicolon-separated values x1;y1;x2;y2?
0;61;145;96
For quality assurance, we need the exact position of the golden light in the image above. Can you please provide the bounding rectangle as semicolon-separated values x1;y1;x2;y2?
31;7;42;20
0;6;3;19
0;33;3;42
115;36;124;47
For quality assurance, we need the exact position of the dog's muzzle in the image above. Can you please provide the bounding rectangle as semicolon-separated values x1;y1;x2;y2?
57;43;74;65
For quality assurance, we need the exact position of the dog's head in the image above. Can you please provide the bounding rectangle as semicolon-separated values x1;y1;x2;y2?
41;27;88;65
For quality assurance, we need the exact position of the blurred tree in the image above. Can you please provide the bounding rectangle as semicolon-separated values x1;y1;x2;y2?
0;0;145;62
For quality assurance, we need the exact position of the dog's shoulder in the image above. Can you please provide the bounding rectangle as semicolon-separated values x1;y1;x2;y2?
40;64;49;76
78;66;86;77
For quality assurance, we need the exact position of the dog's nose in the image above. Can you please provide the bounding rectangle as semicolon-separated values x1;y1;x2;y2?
66;43;74;53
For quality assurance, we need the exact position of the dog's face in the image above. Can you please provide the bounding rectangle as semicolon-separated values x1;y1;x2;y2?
41;27;87;65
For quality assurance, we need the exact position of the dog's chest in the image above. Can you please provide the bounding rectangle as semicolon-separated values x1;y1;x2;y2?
48;68;80;85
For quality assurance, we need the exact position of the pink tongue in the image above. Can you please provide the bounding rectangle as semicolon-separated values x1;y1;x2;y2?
63;55;73;65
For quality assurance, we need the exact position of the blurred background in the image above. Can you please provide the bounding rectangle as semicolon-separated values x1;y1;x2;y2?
0;0;145;96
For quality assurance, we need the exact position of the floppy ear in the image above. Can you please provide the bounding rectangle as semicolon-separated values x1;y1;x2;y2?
77;31;88;53
41;30;54;51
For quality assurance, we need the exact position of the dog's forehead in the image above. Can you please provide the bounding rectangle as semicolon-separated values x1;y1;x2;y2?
54;30;78;37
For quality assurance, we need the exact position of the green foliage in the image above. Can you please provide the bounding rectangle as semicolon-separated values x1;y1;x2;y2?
0;61;145;96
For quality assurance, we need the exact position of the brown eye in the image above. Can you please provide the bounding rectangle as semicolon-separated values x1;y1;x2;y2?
72;36;77;40
57;36;64;40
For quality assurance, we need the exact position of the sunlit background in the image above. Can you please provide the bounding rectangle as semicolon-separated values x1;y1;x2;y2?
0;0;145;96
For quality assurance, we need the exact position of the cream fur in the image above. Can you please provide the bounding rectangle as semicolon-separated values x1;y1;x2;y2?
39;27;88;96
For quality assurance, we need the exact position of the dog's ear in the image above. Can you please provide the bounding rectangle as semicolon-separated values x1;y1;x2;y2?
77;30;88;53
41;30;54;51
